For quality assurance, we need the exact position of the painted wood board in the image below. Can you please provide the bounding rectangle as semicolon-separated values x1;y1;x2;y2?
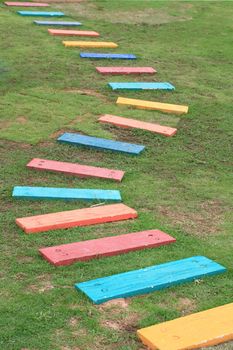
5;2;49;6
16;203;137;234
117;97;189;114
57;132;145;155
80;53;136;59
48;29;99;37
17;10;64;16
63;41;118;48
99;114;177;137
75;256;226;304
27;158;124;182
39;229;176;266
96;67;156;74
109;82;175;90
137;302;233;350
13;186;122;202
34;20;82;26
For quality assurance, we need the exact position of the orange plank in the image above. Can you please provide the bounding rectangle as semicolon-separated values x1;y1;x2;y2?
16;203;137;234
48;29;99;37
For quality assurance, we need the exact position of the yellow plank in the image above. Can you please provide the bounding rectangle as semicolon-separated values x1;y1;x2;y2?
137;302;233;350
116;97;188;114
63;41;118;48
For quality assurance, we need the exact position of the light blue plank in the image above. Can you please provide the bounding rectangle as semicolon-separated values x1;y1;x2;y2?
75;256;226;304
34;20;82;26
108;82;175;90
18;11;64;17
80;52;137;60
57;132;145;155
13;186;122;202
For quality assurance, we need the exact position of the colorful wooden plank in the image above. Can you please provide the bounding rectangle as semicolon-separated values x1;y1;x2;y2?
5;2;49;6
63;41;118;48
80;53;136;59
39;230;176;266
96;67;155;75
17;10;64;16
13;186;122;202
57;132;145;155
99;114;177;137
117;97;189;114
109;82;175;90
27;158;124;182
75;256;226;304
16;203;137;234
34;20;82;26
137;303;233;350
27;158;124;181
48;29;99;37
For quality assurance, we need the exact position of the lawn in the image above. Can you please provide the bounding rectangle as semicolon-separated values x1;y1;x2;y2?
0;0;232;349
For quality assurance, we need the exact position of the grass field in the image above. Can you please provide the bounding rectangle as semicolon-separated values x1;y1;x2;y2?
0;0;233;349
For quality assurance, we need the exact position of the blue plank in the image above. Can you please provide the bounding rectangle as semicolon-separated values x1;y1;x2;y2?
13;186;122;202
80;52;137;60
57;132;145;155
34;20;82;26
108;82;175;90
75;256;226;304
18;11;64;17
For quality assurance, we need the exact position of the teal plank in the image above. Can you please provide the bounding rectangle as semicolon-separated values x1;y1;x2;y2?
75;256;226;304
80;53;137;59
17;11;64;16
108;82;175;90
13;186;122;202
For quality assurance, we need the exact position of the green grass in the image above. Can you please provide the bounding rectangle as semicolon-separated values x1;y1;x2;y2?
0;0;233;349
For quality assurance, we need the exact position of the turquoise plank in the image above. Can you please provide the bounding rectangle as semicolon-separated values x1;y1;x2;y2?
57;132;145;155
80;53;137;59
17;11;64;16
34;20;81;26
12;186;122;202
108;82;175;90
75;256;226;304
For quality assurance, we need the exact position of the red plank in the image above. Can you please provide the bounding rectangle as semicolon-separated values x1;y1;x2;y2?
27;158;124;182
16;203;138;234
96;67;156;75
99;114;177;137
5;2;49;6
48;29;100;37
39;230;176;266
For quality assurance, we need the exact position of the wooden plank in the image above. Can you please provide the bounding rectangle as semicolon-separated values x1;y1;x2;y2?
63;41;118;48
48;29;99;37
39;230;176;266
137;303;233;350
5;2;49;6
16;203;137;234
17;10;64;16
117;97;189;115
99;114;177;137
34;20;82;26
57;132;145;155
80;53;136;59
96;67;156;74
75;256;226;304
109;82;175;90
27;158;124;182
13;186;122;202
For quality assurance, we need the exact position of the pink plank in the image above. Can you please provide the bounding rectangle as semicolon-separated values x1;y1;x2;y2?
39;230;176;266
27;158;124;182
5;2;49;6
96;67;156;75
48;29;100;37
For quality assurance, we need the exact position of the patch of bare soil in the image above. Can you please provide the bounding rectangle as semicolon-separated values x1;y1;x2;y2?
177;297;197;315
99;298;129;310
17;116;27;124
27;273;54;293
63;89;108;102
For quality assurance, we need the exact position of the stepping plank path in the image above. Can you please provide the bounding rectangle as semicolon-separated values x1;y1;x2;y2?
57;132;145;155
96;67;156;74
48;29;99;37
27;158;125;182
117;97;189;114
39;230;176;266
16;203;138;234
63;41;118;48
80;53;136;59
34;20;82;26
13;186;122;202
137;302;233;350
109;82;175;90
75;256;226;304
99;114;177;137
18;11;64;16
5;2;49;6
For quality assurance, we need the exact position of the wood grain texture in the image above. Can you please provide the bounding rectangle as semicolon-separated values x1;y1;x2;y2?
63;41;118;48
80;53;136;59
34;20;82;25
109;82;175;90
96;67;155;74
17;10;64;16
48;29;99;37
